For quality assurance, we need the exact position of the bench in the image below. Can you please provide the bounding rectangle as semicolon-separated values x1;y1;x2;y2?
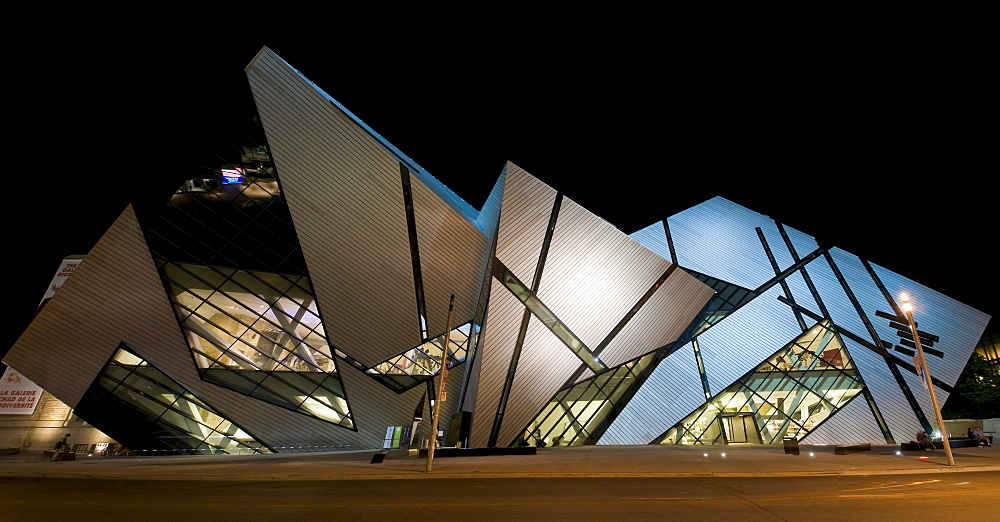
42;450;76;461
835;443;871;455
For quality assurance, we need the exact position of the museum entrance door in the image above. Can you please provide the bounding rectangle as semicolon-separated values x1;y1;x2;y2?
722;413;762;444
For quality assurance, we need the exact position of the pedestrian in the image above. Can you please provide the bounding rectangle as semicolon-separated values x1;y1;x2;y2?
973;426;992;447
916;430;935;450
51;433;70;461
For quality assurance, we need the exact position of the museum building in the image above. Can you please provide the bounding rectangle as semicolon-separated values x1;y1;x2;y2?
2;47;990;454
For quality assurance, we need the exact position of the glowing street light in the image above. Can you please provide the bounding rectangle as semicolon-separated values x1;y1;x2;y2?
900;292;955;466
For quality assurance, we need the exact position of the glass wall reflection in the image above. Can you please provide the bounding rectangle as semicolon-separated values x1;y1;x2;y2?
658;320;863;445
85;344;272;455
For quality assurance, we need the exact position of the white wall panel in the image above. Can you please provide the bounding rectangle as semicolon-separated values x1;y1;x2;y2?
866;254;989;386
629;221;672;262
495;320;586;446
469;280;525;447
2;205;426;451
4;206;184;407
802;392;886;445
838;335;922;443
598;272;715;368
246;48;421;366
335;358;429;448
494;163;556;283
696;285;805;394
538;197;670;351
600;347;706;445
410;174;490;336
667;197;777;289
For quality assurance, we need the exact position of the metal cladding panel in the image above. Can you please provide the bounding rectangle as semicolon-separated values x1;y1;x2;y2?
496;320;586;447
667;197;778;289
599;271;716;368
863;252;988;386
629;221;672;262
410;174;489;336
537;197;674;351
469;280;524;447
246;48;420;366
600;347;707;445
696;285;805;393
786;251;901;421
802;391;886;445
803;249;987;437
476;171;506;241
335;359;427;448
0;207;395;451
494;163;556;283
4;206;186;406
839;335;924;442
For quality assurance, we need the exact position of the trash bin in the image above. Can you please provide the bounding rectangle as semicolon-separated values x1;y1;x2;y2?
783;437;800;455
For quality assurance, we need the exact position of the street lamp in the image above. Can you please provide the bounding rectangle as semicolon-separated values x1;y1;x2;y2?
900;292;955;466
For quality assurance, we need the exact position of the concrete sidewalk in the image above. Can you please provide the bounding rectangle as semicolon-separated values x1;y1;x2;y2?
1;443;998;481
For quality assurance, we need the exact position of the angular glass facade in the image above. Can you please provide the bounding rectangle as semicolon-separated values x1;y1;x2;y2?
366;321;478;393
520;352;657;447
684;270;759;337
6;47;987;454
144;144;353;428
75;344;271;455
658;321;863;444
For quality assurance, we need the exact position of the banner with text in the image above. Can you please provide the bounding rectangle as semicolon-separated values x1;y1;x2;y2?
0;367;43;414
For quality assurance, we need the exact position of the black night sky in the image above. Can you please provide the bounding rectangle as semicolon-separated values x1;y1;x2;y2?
6;25;997;356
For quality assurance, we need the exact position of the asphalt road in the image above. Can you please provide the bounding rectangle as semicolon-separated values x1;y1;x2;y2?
3;472;998;520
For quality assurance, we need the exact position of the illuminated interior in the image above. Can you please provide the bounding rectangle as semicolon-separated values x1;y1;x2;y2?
659;320;864;445
77;344;272;455
520;352;656;447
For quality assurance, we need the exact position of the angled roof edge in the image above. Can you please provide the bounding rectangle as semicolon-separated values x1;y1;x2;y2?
247;47;484;229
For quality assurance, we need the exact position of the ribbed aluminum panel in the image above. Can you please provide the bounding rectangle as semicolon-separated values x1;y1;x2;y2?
2;206;423;451
4;206;181;406
476;171;506;240
865;254;989;386
599;346;707;445
537;197;672;352
410;174;490;336
495;318;587;447
837;335;925;443
441;360;468;421
802;391;886;445
629;221;671;262
598;272;715;368
494;163;556;283
246;48;421;367
334;359;429;448
469;280;524;447
666;197;778;289
800;248;988;440
695;285;805;393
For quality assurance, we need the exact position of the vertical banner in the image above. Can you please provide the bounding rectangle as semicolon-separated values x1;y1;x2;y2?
2;255;84;413
0;367;43;415
33;255;84;319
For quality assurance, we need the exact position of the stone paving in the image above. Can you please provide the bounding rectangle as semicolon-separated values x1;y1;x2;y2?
2;443;998;481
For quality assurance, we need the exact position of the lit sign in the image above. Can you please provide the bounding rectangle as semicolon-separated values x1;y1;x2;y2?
221;168;244;184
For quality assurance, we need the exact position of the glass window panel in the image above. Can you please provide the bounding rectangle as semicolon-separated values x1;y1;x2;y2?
103;366;133;385
113;350;145;366
114;387;169;418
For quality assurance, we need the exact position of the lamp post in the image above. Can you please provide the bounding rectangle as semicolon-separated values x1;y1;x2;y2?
426;294;455;473
900;292;955;466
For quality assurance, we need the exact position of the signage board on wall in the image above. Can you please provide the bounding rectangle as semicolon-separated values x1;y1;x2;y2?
0;367;43;415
